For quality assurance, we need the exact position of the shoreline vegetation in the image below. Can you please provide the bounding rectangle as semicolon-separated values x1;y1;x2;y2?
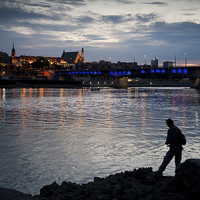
0;159;200;200
0;78;196;89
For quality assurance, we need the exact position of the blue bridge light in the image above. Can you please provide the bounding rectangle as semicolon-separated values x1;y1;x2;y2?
178;69;182;73
123;71;126;76
118;71;122;76
161;69;166;73
172;69;176;73
183;69;188;74
156;69;160;73
127;71;131;75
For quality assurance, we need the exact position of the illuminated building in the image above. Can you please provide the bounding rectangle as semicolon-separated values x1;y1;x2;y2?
61;48;85;64
0;51;13;76
163;61;174;68
151;57;158;67
11;45;85;69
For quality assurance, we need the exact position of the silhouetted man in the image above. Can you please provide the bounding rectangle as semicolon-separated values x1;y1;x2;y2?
157;119;183;175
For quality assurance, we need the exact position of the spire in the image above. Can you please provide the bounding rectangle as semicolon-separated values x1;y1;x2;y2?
12;43;15;52
11;43;16;57
81;47;85;63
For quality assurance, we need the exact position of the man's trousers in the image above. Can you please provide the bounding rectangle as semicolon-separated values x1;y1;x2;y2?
158;149;182;173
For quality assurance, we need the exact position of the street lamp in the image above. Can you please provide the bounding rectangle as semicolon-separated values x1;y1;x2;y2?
185;53;187;67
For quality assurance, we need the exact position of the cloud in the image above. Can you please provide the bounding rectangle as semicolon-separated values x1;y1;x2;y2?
0;7;46;22
115;0;135;4
135;13;157;23
48;0;86;6
150;21;200;46
100;12;157;25
142;2;167;5
101;14;133;24
76;16;95;24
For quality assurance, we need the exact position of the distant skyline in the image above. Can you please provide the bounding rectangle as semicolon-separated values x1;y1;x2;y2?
0;0;200;66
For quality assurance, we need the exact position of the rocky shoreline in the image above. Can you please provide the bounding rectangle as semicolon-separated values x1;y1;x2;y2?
0;159;200;200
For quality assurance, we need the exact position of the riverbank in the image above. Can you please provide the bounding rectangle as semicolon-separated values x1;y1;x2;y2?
0;159;200;200
0;79;83;88
0;78;196;88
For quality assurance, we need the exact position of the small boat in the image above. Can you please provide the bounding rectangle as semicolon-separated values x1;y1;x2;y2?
91;88;100;91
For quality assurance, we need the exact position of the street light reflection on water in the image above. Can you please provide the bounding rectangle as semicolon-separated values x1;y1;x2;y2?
0;87;200;195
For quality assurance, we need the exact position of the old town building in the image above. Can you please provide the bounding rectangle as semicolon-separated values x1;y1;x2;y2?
0;51;13;76
11;45;85;69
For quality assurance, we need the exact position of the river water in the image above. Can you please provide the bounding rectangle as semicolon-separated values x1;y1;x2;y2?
0;87;200;195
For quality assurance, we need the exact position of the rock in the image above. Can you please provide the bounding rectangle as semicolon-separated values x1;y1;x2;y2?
0;188;35;200
34;167;179;200
176;159;200;200
2;159;200;200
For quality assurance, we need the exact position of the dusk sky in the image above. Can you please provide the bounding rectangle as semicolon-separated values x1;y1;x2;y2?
0;0;200;66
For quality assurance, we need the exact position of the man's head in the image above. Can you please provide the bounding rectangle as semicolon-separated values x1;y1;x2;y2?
166;118;174;127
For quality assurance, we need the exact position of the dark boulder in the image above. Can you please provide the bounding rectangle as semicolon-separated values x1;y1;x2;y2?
1;159;200;200
176;159;200;200
0;188;35;200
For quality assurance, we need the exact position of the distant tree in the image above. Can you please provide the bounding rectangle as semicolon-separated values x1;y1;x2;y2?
32;57;50;70
50;63;63;70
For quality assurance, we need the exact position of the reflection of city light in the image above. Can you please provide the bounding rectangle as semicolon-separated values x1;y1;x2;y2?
141;93;147;135
60;88;64;98
39;88;44;98
105;90;113;133
135;87;138;99
29;88;33;98
76;89;84;128
59;88;65;127
3;88;6;101
20;88;26;99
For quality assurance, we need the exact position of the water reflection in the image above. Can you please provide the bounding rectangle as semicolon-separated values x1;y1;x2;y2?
0;87;200;195
141;92;147;135
76;89;84;128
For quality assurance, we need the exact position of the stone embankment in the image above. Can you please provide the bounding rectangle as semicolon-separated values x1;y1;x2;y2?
0;79;83;88
0;78;195;88
0;159;200;200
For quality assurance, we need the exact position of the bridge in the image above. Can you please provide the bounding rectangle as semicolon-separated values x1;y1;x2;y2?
54;66;200;81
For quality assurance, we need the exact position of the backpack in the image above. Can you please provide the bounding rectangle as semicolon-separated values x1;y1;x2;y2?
172;127;186;145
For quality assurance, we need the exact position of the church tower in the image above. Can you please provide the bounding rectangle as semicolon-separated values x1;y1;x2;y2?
81;47;85;63
11;43;16;58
